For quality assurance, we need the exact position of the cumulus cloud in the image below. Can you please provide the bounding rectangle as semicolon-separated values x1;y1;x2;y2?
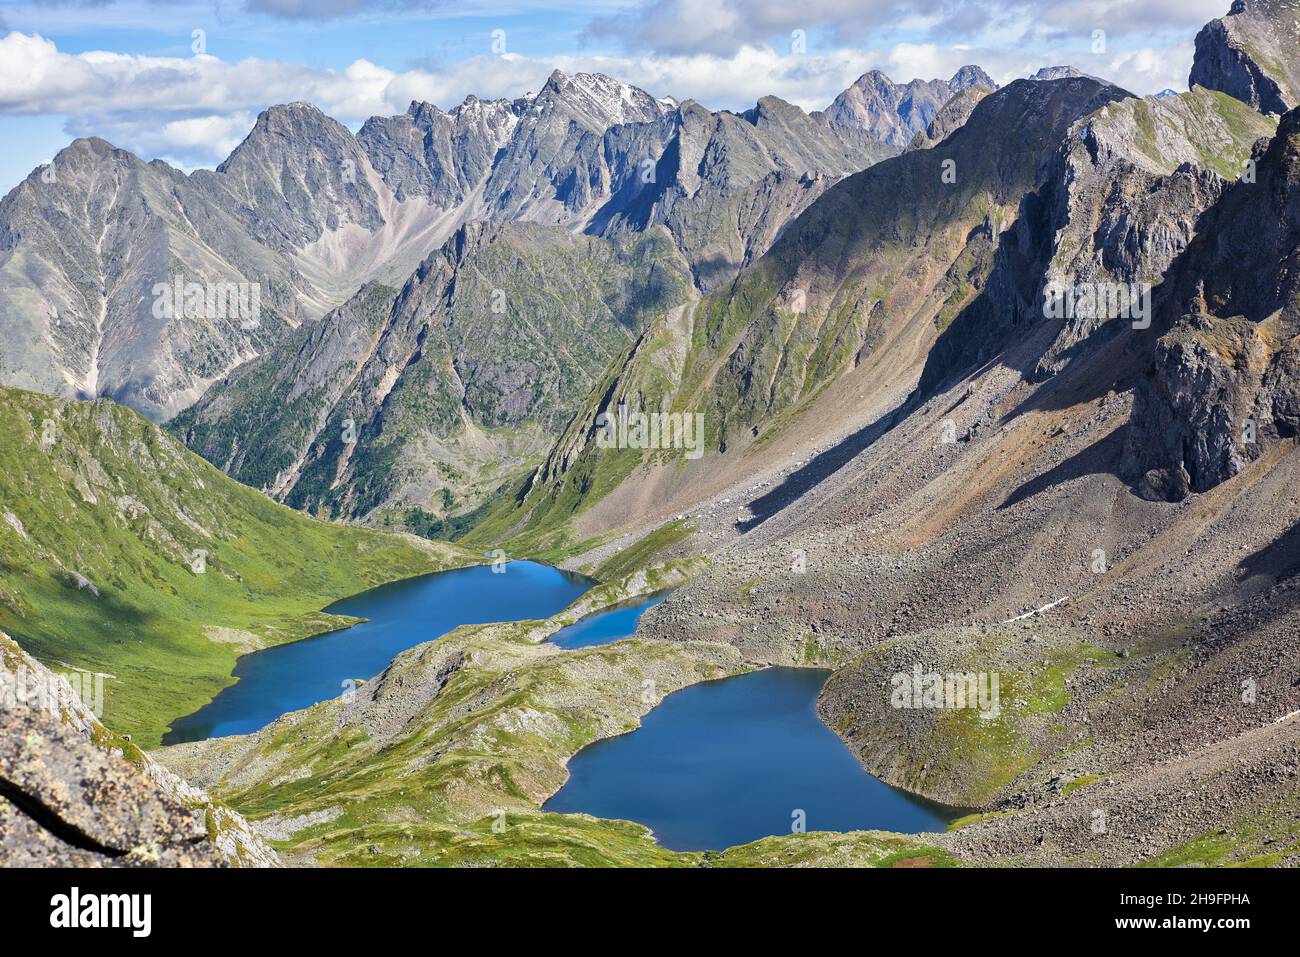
586;0;1226;55
0;24;1197;173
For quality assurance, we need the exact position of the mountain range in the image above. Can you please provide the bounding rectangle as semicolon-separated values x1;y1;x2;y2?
0;66;985;423
3;0;1300;868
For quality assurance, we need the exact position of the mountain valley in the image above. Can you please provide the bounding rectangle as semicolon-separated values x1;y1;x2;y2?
2;0;1300;872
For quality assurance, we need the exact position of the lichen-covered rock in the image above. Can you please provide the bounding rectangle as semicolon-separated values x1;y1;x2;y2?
0;632;277;867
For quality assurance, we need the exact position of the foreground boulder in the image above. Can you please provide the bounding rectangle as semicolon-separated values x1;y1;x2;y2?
0;632;276;867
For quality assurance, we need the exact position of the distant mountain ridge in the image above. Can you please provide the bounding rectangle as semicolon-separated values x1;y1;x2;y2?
171;220;693;527
816;65;997;147
0;66;963;422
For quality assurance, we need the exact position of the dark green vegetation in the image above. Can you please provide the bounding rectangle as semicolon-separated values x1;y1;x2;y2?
172;223;694;531
0;386;474;746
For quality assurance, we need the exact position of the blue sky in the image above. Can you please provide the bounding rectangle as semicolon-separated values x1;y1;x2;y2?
0;0;1230;194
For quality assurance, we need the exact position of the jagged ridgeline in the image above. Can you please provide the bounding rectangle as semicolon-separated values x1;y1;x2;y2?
0;386;471;745
469;67;1284;554
170;223;694;532
0;67;921;423
0;65;1003;533
475;77;1137;548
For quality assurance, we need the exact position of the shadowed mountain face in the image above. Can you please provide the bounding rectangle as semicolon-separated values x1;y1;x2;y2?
0;67;955;425
500;73;1280;546
1123;105;1300;499
505;77;1136;537
1190;0;1300;114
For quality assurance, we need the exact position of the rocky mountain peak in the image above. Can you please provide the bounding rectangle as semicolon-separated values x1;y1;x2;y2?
819;63;997;146
949;65;997;92
1190;0;1300;114
1030;65;1096;81
536;68;667;127
218;99;362;177
405;99;445;122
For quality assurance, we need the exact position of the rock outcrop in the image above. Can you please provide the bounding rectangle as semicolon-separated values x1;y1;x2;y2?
1031;87;1276;379
1190;0;1300;114
0;631;276;866
1123;105;1300;498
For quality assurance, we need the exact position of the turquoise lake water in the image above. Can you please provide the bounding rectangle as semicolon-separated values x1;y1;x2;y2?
543;667;957;850
163;561;590;744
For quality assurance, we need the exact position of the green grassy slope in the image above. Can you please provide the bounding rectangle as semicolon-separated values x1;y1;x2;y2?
158;565;956;868
0;386;476;745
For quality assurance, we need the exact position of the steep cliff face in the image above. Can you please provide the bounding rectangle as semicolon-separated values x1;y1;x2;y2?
358;96;522;208
1030;88;1276;379
194;102;386;252
1124;106;1300;499
893;87;1280;405
0;631;276;867
906;87;995;150
1190;0;1300;114
475;71;672;224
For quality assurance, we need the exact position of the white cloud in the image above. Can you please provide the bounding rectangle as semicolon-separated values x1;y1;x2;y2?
0;27;1198;173
585;0;1227;56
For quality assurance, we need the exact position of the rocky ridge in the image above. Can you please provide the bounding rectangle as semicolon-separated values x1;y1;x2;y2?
0;631;276;867
817;66;997;147
2;67;962;424
1190;0;1300;115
